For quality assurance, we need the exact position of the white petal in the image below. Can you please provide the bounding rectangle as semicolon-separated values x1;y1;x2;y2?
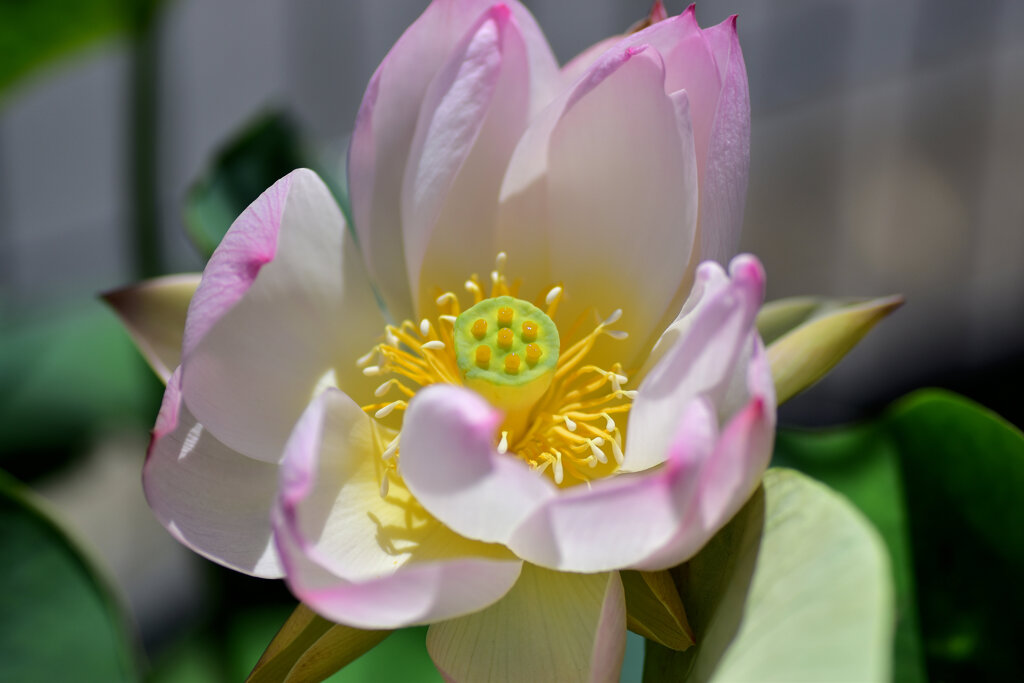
274;388;522;629
402;6;531;316
143;369;282;577
499;46;699;368
181;169;383;463
399;384;558;545
349;0;557;320
427;565;626;683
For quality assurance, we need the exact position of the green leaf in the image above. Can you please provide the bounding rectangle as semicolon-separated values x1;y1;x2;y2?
886;391;1024;679
0;0;121;99
0;300;160;479
773;425;926;682
766;295;903;404
184;111;351;259
0;470;140;680
773;389;1024;679
247;603;389;683
644;469;894;682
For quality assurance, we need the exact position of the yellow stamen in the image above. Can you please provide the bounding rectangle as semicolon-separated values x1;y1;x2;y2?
357;254;633;487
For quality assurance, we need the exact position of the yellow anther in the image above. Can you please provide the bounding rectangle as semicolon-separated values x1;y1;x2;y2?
525;343;542;365
475;345;491;369
497;306;514;327
522;320;538;342
505;353;521;374
471;318;487;340
497;328;514;349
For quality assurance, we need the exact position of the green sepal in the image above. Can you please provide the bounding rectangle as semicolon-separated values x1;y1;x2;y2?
621;569;694;651
763;295;903;404
247;602;389;683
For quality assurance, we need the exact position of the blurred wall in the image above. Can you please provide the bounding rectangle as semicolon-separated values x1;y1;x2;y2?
1;0;1022;418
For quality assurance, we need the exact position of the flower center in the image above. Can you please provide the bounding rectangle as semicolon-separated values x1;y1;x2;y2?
454;296;559;416
358;254;634;489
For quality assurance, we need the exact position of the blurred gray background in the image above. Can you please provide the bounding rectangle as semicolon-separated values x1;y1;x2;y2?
4;0;1022;420
1;0;1022;659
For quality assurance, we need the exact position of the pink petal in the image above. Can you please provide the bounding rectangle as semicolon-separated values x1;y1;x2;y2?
559;36;620;88
696;344;775;529
273;388;522;629
615;9;749;265
498;45;700;370
558;1;669;88
143;369;283;577
635;256;732;380
623;7;722;177
180;169;383;464
399;384;558;546
636;369;774;570
623;255;766;473
427;565;626;683
348;0;557;320
507;398;717;573
697;15;750;264
402;6;530;316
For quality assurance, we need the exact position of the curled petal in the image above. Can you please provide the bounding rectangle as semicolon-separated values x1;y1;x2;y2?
508;398;717;573
349;0;557;320
636;366;775;570
624;255;767;473
274;389;522;629
181;169;383;463
697;15;750;264
427;565;626;683
402;6;531;316
143;369;283;577
400;384;558;546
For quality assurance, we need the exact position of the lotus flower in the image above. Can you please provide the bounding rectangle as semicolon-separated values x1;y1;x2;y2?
119;2;774;680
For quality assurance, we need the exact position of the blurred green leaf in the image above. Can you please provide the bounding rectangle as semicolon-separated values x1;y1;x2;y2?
0;0;167;101
184;112;351;260
887;390;1024;679
0;300;160;479
773;389;1024;680
644;469;894;682
0;470;140;681
0;0;122;99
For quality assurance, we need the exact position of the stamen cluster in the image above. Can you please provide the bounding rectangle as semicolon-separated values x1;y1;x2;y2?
357;254;634;488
